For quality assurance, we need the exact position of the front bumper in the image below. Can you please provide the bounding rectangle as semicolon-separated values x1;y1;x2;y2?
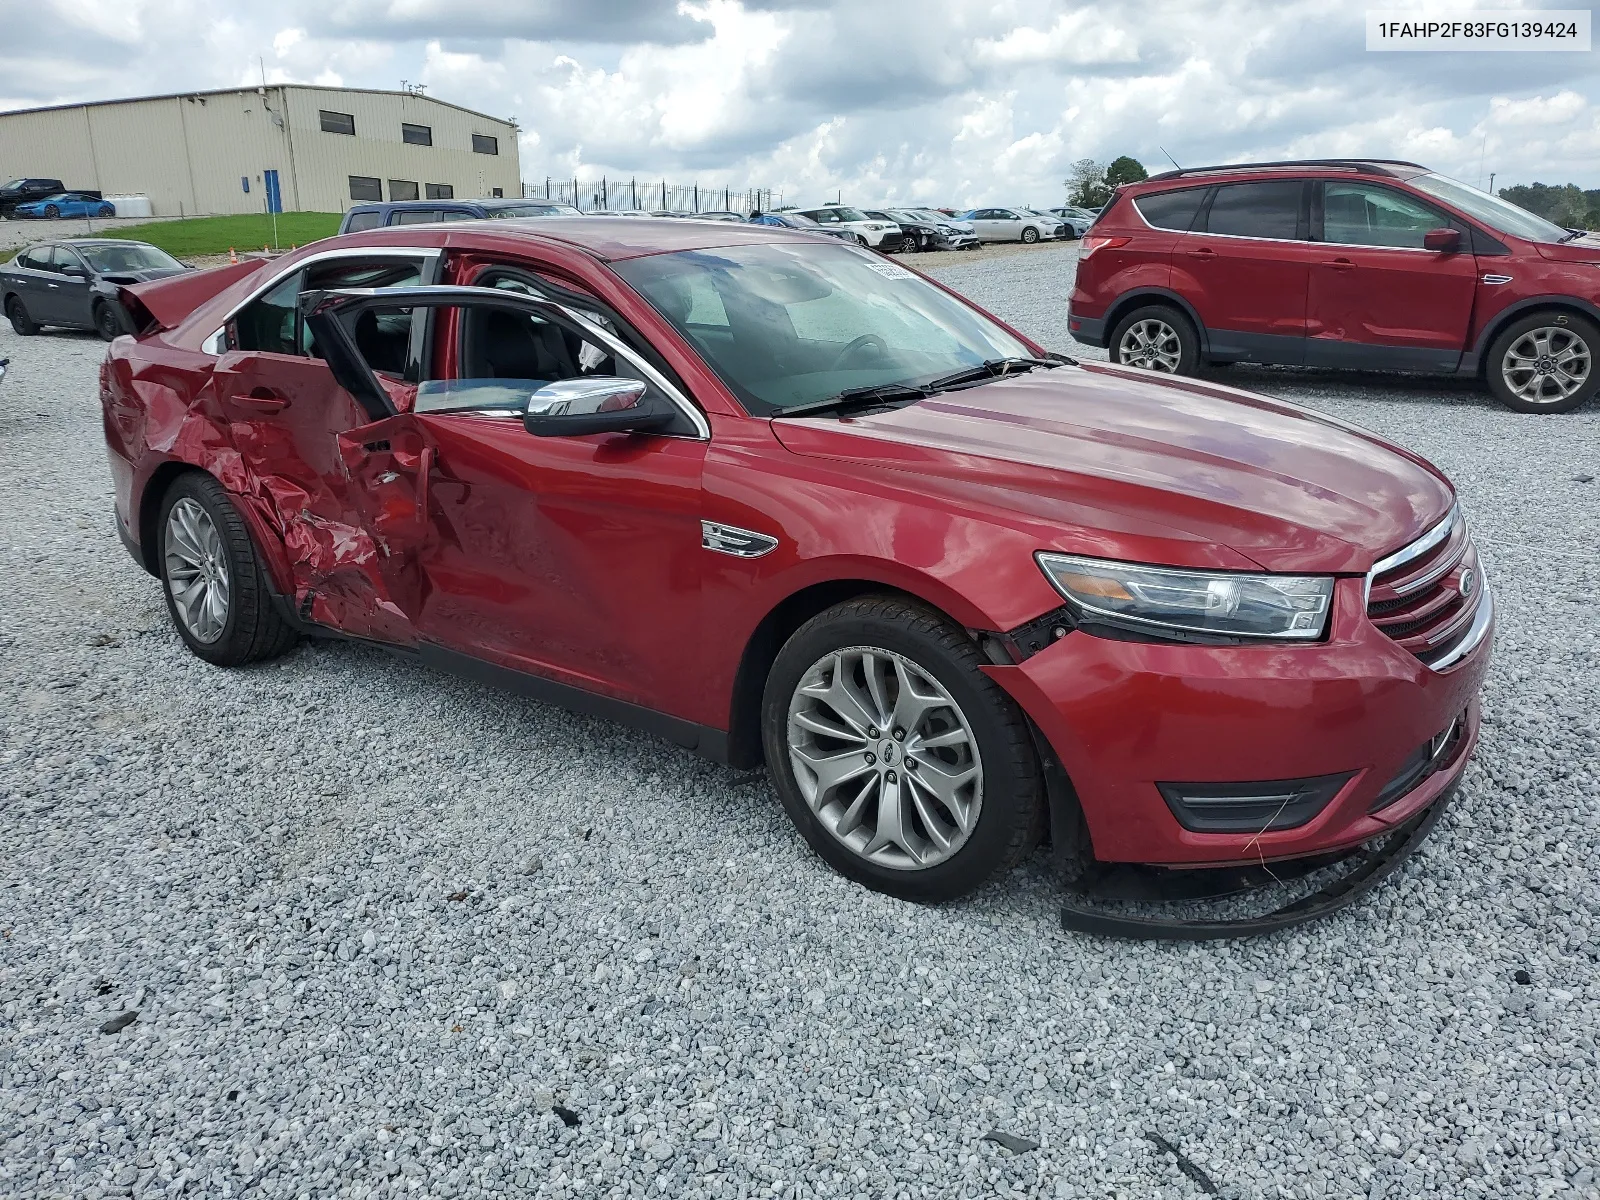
989;575;1493;866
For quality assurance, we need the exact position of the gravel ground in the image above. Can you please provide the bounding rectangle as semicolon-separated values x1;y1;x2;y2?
2;246;1598;1200
0;216;183;255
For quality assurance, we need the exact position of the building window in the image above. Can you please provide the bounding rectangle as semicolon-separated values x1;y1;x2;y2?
388;180;420;201
349;175;382;201
402;122;432;147
472;133;499;156
491;187;504;198
424;183;454;200
321;110;356;136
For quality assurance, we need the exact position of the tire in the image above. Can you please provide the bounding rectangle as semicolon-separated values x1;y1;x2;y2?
157;472;299;667
97;204;115;218
761;594;1045;903
6;295;38;335
92;300;121;342
44;204;60;219
1109;304;1201;376
1020;226;1040;244
854;233;868;247
1484;311;1597;414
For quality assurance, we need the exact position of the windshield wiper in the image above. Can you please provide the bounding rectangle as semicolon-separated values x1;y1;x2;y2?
922;356;1061;392
775;382;931;418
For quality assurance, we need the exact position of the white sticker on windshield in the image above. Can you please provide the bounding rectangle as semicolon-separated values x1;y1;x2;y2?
864;261;915;280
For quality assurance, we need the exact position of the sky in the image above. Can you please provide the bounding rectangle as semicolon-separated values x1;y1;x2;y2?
1;0;1596;209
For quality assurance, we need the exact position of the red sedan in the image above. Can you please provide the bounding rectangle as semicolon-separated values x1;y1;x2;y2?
101;218;1493;919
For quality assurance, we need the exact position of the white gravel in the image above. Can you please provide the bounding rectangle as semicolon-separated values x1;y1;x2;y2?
2;245;1598;1200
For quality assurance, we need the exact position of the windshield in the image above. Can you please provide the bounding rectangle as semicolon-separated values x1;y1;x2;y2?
77;243;183;272
613;242;1034;415
823;207;867;222
1;179;24;190
489;205;578;218
1409;173;1571;243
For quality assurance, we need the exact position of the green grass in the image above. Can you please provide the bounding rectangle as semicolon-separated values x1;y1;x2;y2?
88;212;343;258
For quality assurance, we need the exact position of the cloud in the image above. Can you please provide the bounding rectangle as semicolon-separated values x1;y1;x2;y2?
0;0;1595;208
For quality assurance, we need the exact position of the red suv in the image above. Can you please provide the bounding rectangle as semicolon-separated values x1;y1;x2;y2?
1070;159;1599;414
101;219;1491;926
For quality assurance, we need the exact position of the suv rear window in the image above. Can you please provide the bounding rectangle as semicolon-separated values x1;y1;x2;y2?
1204;181;1303;240
345;210;383;232
1134;188;1208;232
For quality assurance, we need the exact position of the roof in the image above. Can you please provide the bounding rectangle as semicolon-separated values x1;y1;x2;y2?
1145;159;1429;183
336;215;826;262
0;84;515;128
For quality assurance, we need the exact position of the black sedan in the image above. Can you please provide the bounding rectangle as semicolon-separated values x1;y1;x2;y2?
2;240;188;340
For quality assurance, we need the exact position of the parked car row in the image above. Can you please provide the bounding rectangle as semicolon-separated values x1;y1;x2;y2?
1;177;112;219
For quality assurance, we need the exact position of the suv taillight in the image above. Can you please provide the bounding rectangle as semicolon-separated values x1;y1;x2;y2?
1080;235;1130;259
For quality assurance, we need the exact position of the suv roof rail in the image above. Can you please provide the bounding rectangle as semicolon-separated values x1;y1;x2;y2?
1147;159;1427;181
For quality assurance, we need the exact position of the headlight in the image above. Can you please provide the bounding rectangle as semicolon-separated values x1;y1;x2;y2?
1036;553;1334;641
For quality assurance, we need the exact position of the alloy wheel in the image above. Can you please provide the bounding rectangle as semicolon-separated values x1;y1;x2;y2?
1501;326;1591;406
1117;318;1183;372
786;646;984;871
164;497;231;644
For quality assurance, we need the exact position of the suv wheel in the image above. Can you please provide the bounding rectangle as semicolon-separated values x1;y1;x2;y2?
1486;311;1596;414
1020;226;1040;244
1110;304;1200;375
158;472;299;666
762;595;1044;903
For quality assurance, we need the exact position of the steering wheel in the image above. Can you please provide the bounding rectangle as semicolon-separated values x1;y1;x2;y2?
829;334;889;371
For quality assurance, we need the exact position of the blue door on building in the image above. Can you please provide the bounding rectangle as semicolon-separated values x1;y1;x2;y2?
264;170;282;214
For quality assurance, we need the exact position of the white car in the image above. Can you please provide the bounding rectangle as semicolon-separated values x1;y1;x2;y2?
794;205;906;250
960;207;1059;244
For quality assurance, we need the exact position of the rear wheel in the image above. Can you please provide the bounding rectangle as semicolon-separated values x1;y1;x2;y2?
762;595;1044;902
1020;226;1040;244
158;472;299;667
97;204;115;218
6;296;38;335
1485;311;1596;414
1110;304;1201;375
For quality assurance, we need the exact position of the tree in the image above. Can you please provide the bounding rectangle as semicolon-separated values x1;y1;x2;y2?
1498;181;1597;229
1066;159;1111;208
1105;156;1149;187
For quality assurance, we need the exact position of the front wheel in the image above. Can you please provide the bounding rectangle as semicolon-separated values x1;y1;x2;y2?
1020;226;1040;244
158;472;299;667
762;595;1044;902
1109;304;1201;375
43;204;60;219
93;300;122;341
6;296;38;335
1485;312;1596;414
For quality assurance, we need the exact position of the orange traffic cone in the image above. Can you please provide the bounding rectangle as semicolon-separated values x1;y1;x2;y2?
229;247;238;264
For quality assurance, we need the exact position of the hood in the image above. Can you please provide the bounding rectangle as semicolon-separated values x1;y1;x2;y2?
770;363;1453;574
117;257;266;333
1535;233;1600;265
98;267;188;286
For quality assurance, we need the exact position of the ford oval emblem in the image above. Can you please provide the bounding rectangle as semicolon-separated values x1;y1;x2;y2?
1459;568;1476;599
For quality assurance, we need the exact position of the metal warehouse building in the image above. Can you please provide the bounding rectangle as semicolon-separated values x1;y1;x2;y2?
0;85;521;217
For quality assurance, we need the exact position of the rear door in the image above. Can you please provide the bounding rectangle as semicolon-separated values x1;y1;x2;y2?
1305;180;1477;371
1176;179;1318;365
6;245;54;319
207;251;438;641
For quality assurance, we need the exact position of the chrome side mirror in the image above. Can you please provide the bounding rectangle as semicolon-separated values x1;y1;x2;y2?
522;376;674;437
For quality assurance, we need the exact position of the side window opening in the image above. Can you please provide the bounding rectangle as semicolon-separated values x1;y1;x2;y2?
228;258;424;366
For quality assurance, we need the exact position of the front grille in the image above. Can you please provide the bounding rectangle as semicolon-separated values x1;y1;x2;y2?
1366;507;1487;670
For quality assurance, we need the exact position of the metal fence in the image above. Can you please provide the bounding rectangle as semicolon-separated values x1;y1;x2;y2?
524;178;781;214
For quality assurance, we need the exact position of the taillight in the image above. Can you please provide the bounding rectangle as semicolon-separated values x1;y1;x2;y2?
1081;235;1131;259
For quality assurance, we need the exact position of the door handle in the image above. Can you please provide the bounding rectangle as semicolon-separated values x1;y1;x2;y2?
1322;258;1357;271
1186;247;1215;259
237;386;290;413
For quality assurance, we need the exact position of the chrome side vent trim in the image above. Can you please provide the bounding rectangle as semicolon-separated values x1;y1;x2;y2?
701;521;778;559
